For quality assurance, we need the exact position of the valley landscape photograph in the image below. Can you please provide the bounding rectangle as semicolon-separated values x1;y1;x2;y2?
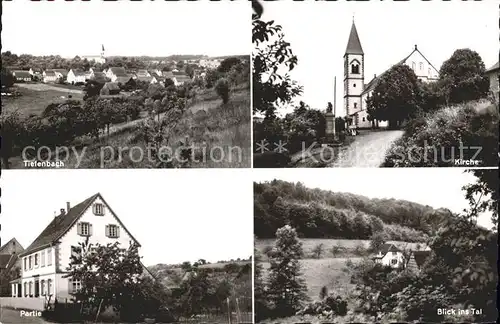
0;170;253;324
1;0;251;169
253;168;497;323
252;0;498;167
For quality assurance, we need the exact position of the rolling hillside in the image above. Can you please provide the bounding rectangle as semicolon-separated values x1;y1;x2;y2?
254;180;454;241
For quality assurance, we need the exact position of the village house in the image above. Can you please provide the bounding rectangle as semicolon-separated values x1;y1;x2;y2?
28;68;42;77
10;193;142;301
136;70;151;77
115;75;134;85
371;243;405;269
105;67;128;82
66;69;87;85
485;61;499;103
0;238;24;296
89;71;108;84
343;21;439;130
42;70;58;83
12;70;32;83
53;69;69;80
100;82;121;96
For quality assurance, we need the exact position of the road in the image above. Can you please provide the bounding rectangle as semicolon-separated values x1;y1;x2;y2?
328;130;404;167
0;307;49;324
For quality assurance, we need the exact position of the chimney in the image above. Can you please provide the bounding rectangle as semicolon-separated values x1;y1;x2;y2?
415;44;418;50
374;74;377;79
60;208;66;215
67;202;71;213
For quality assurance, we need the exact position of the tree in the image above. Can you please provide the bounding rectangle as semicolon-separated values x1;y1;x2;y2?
0;111;25;169
65;240;144;321
439;49;489;104
266;225;309;317
217;57;241;73
366;64;420;128
253;17;303;119
311;243;324;259
369;232;386;252
1;67;15;88
215;78;230;104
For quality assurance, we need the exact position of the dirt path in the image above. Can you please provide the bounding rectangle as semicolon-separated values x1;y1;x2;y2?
328;130;404;167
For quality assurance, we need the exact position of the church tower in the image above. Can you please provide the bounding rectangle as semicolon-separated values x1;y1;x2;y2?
343;20;364;125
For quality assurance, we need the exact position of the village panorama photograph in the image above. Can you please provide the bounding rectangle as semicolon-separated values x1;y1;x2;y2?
1;0;251;169
0;170;253;324
253;168;498;323
252;0;499;167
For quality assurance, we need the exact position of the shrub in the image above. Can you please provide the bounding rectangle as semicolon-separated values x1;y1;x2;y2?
297;293;348;317
311;243;324;259
215;78;230;104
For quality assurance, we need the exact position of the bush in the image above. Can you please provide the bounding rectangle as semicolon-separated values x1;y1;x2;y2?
297;293;348;317
215;78;230;104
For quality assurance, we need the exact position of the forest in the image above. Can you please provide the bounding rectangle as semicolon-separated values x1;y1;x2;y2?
254;180;454;241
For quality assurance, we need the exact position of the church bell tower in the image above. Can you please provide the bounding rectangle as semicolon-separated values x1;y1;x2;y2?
343;20;365;125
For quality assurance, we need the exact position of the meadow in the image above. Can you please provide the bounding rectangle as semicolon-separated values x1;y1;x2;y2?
2;84;84;116
256;238;423;260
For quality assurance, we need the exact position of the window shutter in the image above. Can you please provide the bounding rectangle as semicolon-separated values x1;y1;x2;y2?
92;204;96;214
117;226;120;238
77;223;82;235
68;278;73;294
105;225;109;237
89;224;93;236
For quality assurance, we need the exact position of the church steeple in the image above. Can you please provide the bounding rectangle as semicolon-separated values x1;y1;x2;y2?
345;21;364;55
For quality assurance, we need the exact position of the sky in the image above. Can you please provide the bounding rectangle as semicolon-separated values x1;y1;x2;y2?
260;1;498;116
0;170;253;266
253;168;495;230
2;1;250;58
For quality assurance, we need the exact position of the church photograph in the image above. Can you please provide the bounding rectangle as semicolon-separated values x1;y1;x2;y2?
252;0;498;168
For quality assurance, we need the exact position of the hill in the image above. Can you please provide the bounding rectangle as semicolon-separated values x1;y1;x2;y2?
254;180;454;241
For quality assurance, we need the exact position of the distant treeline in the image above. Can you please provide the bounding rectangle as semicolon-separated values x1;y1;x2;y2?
254;180;454;241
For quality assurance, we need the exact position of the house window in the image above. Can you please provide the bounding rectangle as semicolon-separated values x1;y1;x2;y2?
362;117;366;122
47;279;53;295
419;62;423;70
34;254;39;267
93;203;104;216
29;256;33;269
353;83;356;87
47;248;52;266
106;225;120;238
354;103;357;109
24;258;27;271
77;222;92;236
41;280;46;296
392;251;397;255
428;68;431;76
29;282;33;296
412;62;416;70
351;63;360;74
391;259;398;265
24;282;27;297
71;280;82;294
41;251;45;267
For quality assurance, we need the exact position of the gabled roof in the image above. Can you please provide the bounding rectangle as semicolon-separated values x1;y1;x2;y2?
136;76;154;82
175;75;191;83
163;71;174;78
108;67;127;76
115;75;133;84
44;70;57;77
13;70;31;78
0;255;13;269
19;193;140;257
486;61;499;73
345;21;364;55
70;69;87;76
0;238;23;254
379;243;401;255
103;82;121;91
362;45;439;94
411;250;431;268
52;69;68;76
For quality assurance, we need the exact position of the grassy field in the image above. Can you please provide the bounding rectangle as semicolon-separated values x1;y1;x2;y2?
260;257;360;301
2;85;84;116
7;84;250;168
256;238;424;260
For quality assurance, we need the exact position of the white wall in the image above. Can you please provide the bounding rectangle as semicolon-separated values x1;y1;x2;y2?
381;251;405;268
57;196;138;274
0;297;45;311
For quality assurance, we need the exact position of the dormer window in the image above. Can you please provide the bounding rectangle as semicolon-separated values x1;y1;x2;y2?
93;203;104;216
106;225;120;238
77;222;93;236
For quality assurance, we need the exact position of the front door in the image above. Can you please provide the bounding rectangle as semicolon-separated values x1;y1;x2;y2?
17;283;22;297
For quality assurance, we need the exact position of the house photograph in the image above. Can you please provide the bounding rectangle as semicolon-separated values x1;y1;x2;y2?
253;167;497;323
0;169;253;324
